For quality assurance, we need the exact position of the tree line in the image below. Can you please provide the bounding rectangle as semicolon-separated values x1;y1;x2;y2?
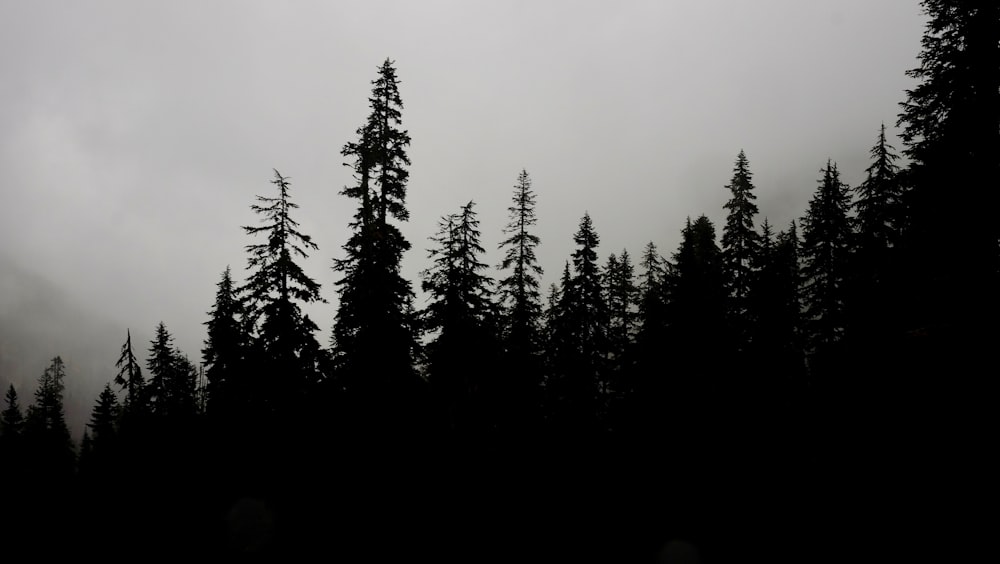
1;3;996;560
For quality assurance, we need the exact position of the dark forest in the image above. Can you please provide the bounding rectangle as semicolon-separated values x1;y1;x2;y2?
1;2;996;562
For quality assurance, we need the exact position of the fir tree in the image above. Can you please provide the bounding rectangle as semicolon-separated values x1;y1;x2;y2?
497;169;544;361
146;322;197;420
24;357;75;477
332;59;420;402
897;0;999;334
81;383;120;475
604;249;638;364
849;124;905;342
550;213;609;430
801;161;852;350
202;266;248;416
242;169;325;416
114;329;145;415
421;201;499;434
721;150;761;350
1;384;24;439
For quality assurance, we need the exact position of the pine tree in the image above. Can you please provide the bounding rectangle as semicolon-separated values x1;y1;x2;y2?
146;322;197;420
332;59;420;401
721;150;761;351
497;169;544;362
421;201;499;434
801;161;853;350
242;169;325;416
604;249;638;364
81;383;120;475
114;329;146;415
751;219;805;380
202;266;248;417
896;0;999;333
24;356;75;477
1;384;24;439
850;124;905;342
549;213;609;430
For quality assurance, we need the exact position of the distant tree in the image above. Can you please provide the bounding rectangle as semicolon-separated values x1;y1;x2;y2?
721;150;761;351
750;219;806;380
549;213;609;430
24;356;75;478
800;161;852;350
1;384;24;439
242;170;326;418
497;171;545;372
146;322;197;420
202;266;249;417
421;201;500;434
668;216;729;363
332;58;421;405
114;329;146;415
79;383;120;476
849;124;904;341
604;249;638;362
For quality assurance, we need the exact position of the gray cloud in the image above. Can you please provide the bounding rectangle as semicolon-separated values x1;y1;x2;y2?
0;0;925;433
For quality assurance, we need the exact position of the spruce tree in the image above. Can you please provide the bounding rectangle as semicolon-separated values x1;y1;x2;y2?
604;249;637;364
801;161;852;350
549;213;609;431
1;384;24;439
721;150;761;351
497;170;544;363
242;169;325;417
421;201;499;434
81;383;120;475
24;356;75;478
897;0;999;335
114;329;146;415
202;266;248;417
850;124;904;342
332;58;420;402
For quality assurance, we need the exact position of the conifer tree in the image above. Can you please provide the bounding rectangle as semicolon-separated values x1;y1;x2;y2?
497;169;544;362
202;266;248;416
81;383;120;475
897;0;999;335
242;169;325;416
146;322;198;420
604;249;638;364
114;329;145;415
549;213;609;430
25;357;75;477
421;201;499;433
1;384;24;439
801;161;852;350
850;124;904;342
721;150;761;350
332;59;420;400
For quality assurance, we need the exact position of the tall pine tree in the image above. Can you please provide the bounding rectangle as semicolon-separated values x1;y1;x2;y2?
800;161;852;351
421;201;499;435
202;265;249;417
721;150;760;352
242;169;325;418
332;59;421;405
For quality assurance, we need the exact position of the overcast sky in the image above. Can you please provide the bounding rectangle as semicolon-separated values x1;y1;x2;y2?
0;0;925;429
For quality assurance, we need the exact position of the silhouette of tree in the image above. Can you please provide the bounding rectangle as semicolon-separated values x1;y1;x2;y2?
242;170;325;418
849;124;904;343
604;250;638;364
897;0;999;335
421;201;499;435
801;161;852;351
332;59;421;405
114;329;146;416
202;265;249;417
1;384;24;439
24;357;75;478
79;383;120;477
721;150;761;352
496;170;545;429
549;213;609;431
145;322;199;425
750;219;806;385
